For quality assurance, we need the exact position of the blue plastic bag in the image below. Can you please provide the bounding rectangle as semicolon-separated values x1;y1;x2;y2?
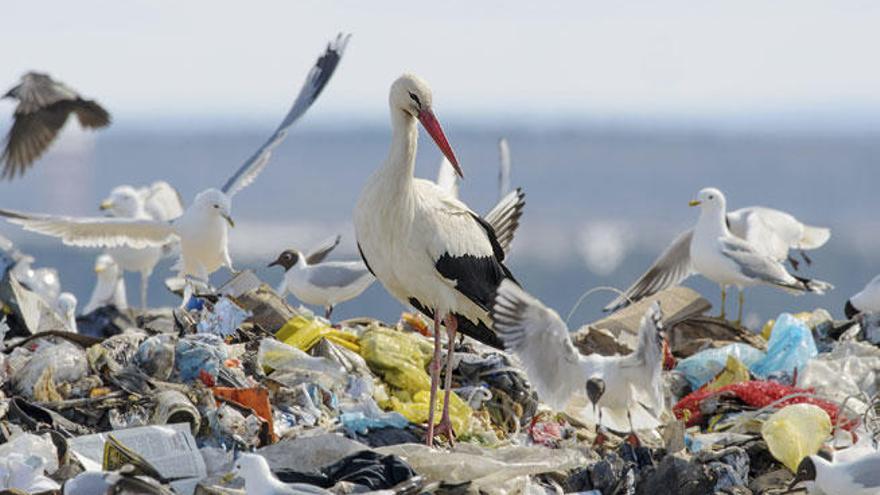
750;313;817;379
675;343;765;389
175;334;228;382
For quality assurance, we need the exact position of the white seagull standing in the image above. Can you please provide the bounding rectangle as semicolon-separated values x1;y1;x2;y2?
268;235;374;318
354;74;517;446
83;253;127;314
98;181;184;308
845;274;880;319
492;280;666;433
605;187;832;323
435;137;524;255
0;34;349;306
789;450;880;495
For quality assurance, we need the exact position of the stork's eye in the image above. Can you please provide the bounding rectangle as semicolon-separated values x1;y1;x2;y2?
408;92;421;108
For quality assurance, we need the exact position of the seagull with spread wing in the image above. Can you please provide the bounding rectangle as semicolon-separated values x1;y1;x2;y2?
492;280;667;433
605;187;832;323
0;33;349;305
98;181;184;308
2;72;111;179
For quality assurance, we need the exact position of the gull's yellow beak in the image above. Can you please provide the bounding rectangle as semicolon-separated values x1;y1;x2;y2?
688;200;701;207
94;266;105;274
222;214;235;228
99;200;113;211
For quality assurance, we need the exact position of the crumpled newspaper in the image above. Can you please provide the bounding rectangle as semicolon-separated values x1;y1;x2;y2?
197;297;251;337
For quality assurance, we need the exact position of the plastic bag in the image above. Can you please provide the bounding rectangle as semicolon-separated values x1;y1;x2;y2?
376;443;585;495
799;341;880;411
197;297;251;337
175;334;228;383
276;315;359;353
761;403;831;471
674;343;765;389
359;326;434;392
751;313;817;379
12;339;88;399
258;338;345;379
0;432;59;474
706;355;752;390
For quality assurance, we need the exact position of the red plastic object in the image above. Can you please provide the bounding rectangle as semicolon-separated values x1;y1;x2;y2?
673;380;858;430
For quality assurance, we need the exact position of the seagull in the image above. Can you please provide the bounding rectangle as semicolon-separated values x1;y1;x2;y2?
2;72;111;179
268;235;374;318
845;274;880;319
354;74;518;446
0;33;349;306
605;187;833;323
99;181;184;308
789;450;880;495
492;280;666;433
230;453;331;495
83;253;127;314
435;137;524;255
56;292;78;333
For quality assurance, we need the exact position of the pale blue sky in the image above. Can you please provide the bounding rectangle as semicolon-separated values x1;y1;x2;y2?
2;1;880;127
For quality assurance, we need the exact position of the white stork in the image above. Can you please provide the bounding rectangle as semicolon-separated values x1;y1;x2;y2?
354;74;516;446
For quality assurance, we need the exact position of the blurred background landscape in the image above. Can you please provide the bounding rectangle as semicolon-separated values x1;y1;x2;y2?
1;1;878;328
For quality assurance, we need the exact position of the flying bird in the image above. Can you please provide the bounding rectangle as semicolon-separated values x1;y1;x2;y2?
83;254;127;314
2;72;111;179
845;274;880;319
0;33;349;305
789;450;880;495
354;74;518;446
605;187;832;323
268;235;374;318
492;280;666;433
99;181;184;308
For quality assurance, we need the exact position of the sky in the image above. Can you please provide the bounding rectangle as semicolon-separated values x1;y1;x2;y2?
3;1;880;129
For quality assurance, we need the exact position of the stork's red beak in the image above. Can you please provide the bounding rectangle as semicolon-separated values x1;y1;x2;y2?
418;109;461;178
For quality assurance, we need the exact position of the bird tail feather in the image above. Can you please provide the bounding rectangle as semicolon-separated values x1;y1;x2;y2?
620;302;666;415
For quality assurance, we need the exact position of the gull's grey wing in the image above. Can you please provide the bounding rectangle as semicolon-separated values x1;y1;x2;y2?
491;279;583;410
483;187;525;255
3;72;110;179
305;234;341;265
719;236;801;289
307;262;372;289
0;207;175;249
604;229;695;312
221;33;350;197
435;156;459;198
498;137;511;201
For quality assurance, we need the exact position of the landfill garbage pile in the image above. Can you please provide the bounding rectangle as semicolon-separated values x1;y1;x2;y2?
0;241;878;494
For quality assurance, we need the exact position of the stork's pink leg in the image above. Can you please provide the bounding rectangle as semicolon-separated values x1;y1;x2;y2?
426;311;442;447
435;314;457;444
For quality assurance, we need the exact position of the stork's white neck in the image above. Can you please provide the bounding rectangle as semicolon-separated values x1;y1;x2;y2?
376;108;418;195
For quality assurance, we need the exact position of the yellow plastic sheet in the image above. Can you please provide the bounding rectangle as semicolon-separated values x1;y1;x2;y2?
761;403;831;472
275;315;359;353
706;355;751;390
359;325;472;432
